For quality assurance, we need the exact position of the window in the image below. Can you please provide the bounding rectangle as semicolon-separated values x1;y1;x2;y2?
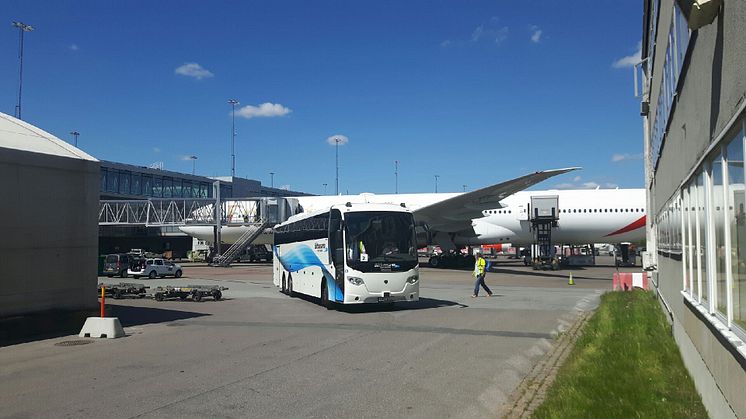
650;3;691;169
686;182;698;298
712;151;727;316
107;170;119;193
727;131;746;330
100;169;107;192
119;171;130;195
142;176;153;197
696;171;708;303
163;177;173;198
153;177;163;198
131;173;141;196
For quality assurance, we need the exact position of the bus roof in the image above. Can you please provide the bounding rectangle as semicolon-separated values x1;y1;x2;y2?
276;202;411;228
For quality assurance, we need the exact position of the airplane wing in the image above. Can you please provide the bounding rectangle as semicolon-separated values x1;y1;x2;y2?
413;167;580;232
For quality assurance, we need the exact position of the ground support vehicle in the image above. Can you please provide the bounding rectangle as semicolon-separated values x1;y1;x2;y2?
129;258;183;279
98;282;149;299
103;253;136;278
151;285;228;302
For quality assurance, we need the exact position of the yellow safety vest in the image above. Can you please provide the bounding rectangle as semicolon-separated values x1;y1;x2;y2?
474;257;486;276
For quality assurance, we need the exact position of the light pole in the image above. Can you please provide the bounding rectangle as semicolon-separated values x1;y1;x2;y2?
269;172;275;188
334;138;342;195
12;21;34;120
70;131;80;147
188;155;198;175
435;175;440;193
323;183;328;194
395;160;399;194
228;99;239;178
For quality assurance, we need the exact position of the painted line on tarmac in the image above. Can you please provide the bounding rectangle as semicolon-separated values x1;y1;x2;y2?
170;320;553;339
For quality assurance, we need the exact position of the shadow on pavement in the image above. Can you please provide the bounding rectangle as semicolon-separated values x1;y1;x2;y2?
108;304;210;327
489;266;611;281
288;294;463;313
0;305;211;348
0;309;96;348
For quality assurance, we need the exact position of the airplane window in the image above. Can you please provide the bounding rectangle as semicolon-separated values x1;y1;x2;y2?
509;210;511;214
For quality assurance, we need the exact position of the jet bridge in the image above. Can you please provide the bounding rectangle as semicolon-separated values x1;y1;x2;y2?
528;195;560;270
99;196;301;266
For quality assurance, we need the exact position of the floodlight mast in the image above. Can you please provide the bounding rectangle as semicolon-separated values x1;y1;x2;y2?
70;131;80;147
12;21;34;120
228;99;239;178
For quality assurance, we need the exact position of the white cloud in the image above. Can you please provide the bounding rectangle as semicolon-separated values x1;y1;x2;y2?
174;62;214;80
612;42;642;69
442;18;508;48
153;147;161;153
326;134;349;146
573;175;582;182
554;181;615;190
529;25;542;43
582;182;600;189
612;153;643;162
69;44;79;51
235;103;292;119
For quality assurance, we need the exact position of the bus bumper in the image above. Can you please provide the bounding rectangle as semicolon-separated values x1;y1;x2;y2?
344;283;419;304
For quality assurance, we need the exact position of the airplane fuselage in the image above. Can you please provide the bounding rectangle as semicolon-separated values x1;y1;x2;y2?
180;188;646;248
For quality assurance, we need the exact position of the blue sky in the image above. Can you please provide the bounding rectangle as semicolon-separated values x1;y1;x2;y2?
2;0;644;195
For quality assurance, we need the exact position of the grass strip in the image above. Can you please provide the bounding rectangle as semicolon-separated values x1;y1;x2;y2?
531;290;707;419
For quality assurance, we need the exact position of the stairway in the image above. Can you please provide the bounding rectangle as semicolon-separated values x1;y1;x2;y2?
212;222;270;267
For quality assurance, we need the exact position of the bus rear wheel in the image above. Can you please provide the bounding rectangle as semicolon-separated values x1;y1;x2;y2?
288;274;295;297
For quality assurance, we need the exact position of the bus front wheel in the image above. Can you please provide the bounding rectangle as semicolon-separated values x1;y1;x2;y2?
320;281;333;310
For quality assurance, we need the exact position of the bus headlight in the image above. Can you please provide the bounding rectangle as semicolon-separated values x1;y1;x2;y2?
348;276;364;286
406;275;419;284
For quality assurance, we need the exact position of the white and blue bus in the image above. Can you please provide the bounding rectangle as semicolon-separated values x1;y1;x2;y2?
273;203;419;308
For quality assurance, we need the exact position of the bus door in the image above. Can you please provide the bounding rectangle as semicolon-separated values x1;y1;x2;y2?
328;209;344;300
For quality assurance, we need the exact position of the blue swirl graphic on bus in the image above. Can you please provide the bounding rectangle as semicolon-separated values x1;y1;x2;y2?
274;245;343;302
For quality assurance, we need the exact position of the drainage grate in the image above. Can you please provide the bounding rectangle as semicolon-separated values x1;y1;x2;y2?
55;339;93;347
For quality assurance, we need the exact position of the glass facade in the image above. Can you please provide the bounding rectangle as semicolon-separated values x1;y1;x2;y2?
99;163;221;199
657;122;746;334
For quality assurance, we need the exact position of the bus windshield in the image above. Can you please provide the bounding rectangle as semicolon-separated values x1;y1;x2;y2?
344;211;416;271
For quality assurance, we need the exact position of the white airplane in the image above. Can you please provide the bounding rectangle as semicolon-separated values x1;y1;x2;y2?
180;168;646;261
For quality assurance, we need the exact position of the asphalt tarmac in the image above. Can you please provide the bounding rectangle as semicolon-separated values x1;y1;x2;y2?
0;258;634;418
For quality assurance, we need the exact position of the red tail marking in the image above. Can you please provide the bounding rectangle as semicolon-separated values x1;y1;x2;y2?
604;215;646;237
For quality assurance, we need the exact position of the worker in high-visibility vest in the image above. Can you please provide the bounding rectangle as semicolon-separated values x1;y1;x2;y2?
472;252;492;297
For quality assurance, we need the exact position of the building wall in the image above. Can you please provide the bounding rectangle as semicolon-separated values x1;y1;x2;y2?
651;0;746;211
646;1;746;418
0;147;99;317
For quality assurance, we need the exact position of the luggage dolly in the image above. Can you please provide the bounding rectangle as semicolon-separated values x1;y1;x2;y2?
151;285;228;302
98;282;150;299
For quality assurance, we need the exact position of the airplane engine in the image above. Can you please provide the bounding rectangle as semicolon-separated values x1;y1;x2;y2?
456;220;515;246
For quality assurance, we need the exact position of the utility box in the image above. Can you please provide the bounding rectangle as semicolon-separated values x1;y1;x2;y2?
530;195;559;221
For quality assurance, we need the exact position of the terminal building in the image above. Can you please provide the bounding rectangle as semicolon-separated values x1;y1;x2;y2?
641;0;746;416
98;160;311;257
